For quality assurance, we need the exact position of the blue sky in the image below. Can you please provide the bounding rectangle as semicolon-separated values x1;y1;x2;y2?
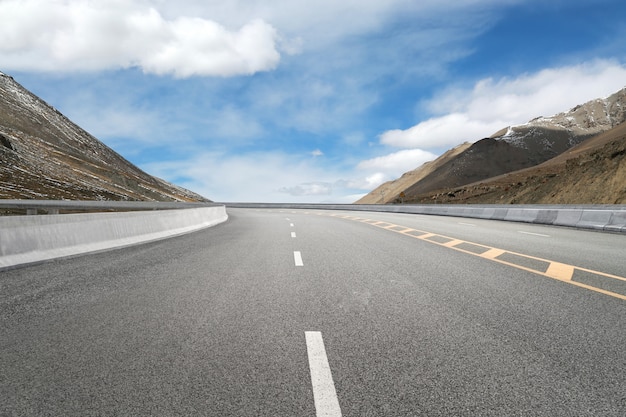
2;0;626;202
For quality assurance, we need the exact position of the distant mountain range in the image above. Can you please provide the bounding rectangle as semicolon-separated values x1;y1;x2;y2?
357;87;626;204
0;71;208;202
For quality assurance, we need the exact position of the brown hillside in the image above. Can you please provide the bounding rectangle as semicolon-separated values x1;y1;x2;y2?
402;129;577;197
357;87;626;204
0;72;208;202
355;142;471;204
406;122;626;204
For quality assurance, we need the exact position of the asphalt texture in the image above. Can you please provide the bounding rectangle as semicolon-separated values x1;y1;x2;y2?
1;208;625;416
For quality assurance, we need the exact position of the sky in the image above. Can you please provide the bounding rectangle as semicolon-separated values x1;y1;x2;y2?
2;0;626;203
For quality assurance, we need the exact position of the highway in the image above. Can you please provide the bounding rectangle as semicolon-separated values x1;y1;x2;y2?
1;208;625;416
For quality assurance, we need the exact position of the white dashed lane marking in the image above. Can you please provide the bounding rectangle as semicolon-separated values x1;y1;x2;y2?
518;231;550;237
305;332;342;417
294;251;304;266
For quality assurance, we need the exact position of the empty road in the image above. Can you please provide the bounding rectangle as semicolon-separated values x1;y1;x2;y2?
1;208;625;416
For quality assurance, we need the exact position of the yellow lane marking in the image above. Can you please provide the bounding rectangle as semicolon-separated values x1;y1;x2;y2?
481;248;506;259
417;233;436;239
442;239;465;248
545;262;575;281
321;213;626;301
564;281;626;301
575;266;626;283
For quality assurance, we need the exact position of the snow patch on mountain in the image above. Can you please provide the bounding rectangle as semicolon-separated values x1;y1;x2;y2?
494;87;626;147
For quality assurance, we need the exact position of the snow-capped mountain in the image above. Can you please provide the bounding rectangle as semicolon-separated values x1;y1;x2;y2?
493;87;626;149
0;72;208;202
357;87;626;204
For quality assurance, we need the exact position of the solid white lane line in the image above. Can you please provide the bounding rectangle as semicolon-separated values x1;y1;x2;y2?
294;251;304;266
291;232;297;238
518;231;550;237
305;331;342;417
459;222;476;226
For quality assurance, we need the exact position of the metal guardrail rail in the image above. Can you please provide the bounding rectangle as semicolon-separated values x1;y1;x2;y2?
0;200;217;215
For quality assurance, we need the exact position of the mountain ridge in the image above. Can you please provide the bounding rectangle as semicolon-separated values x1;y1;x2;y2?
0;72;208;202
357;87;626;204
407;121;626;204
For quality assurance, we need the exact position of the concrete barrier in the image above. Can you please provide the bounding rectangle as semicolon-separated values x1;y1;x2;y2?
576;209;614;231
0;206;228;270
224;203;626;233
605;211;626;233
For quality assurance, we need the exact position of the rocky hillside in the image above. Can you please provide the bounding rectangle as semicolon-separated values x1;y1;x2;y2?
358;87;626;204
0;72;208;202
356;142;472;204
406;121;626;204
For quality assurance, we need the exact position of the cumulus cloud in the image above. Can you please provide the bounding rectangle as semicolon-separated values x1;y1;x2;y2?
0;0;280;77
380;115;504;149
0;0;506;77
380;60;626;149
357;149;438;174
156;0;414;47
347;148;439;192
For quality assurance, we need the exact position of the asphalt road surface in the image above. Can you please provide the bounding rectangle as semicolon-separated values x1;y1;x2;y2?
1;208;625;416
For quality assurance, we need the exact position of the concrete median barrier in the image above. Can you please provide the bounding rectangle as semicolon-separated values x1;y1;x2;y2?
224;202;626;233
0;206;227;270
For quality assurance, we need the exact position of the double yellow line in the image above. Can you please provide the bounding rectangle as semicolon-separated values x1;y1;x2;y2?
323;213;626;301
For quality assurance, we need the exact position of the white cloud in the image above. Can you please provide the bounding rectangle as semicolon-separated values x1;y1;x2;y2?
156;0;413;46
0;0;280;77
357;149;438;175
345;148;439;193
380;60;626;149
380;114;504;149
141;18;279;77
0;0;514;78
157;0;518;51
335;173;390;191
141;147;409;203
310;149;324;157
142;151;370;202
279;182;332;196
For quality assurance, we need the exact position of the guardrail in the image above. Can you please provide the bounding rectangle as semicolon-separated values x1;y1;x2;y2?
223;203;626;233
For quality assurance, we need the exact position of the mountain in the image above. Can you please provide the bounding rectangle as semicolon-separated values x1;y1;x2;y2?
408;121;626;204
355;142;472;204
0;71;208;202
357;87;626;204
